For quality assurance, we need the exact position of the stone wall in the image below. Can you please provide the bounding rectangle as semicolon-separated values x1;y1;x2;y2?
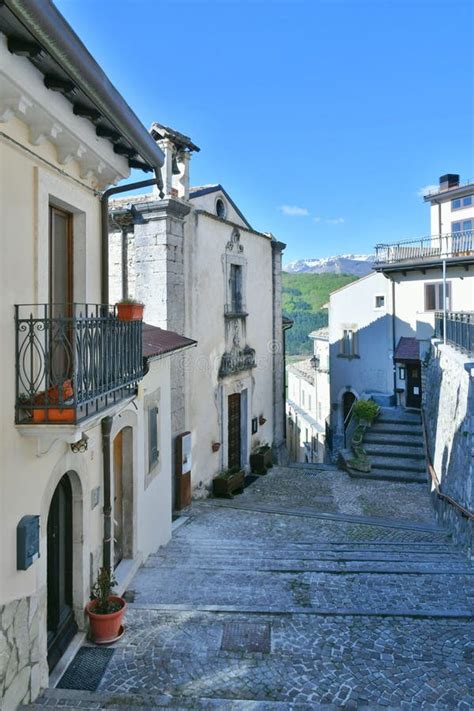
423;341;474;553
0;592;48;710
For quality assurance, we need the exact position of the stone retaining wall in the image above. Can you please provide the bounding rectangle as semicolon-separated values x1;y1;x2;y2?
423;341;473;553
0;593;48;710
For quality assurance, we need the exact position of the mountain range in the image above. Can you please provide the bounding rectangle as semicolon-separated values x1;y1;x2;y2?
284;253;375;276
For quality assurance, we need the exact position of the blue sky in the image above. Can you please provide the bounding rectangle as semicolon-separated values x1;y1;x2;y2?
56;0;473;264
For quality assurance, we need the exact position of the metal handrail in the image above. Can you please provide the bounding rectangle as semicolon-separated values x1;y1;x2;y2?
343;399;357;449
434;311;474;356
421;409;474;521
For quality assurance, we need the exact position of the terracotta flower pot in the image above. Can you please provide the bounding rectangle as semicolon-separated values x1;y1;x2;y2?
86;595;126;644
33;407;75;423
116;303;144;321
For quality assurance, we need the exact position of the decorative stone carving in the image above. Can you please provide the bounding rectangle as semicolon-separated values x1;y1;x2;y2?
219;345;256;379
226;228;244;253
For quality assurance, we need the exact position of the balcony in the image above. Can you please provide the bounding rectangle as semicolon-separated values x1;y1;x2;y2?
15;303;144;425
434;311;474;357
374;230;474;269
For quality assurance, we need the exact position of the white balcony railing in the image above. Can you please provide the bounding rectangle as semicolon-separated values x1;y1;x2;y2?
374;230;474;266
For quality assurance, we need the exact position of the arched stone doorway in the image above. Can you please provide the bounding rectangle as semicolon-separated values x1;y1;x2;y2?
113;426;133;568
46;473;78;671
342;391;357;430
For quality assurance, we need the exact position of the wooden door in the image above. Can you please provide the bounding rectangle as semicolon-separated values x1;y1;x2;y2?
406;363;422;408
228;393;241;470
113;431;124;568
47;474;77;671
49;206;74;384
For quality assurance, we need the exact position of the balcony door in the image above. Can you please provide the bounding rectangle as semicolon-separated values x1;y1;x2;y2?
49;206;74;385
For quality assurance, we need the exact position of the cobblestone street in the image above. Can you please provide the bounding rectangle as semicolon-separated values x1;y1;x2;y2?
29;466;473;709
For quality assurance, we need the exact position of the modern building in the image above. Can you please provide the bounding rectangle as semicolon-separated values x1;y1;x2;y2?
328;173;474;451
286;327;330;463
0;4;193;707
109;124;287;497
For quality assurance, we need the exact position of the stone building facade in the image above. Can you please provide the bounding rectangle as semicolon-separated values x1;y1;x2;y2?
109;124;286;496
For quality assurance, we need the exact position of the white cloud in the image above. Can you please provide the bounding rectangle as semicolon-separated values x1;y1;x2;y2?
278;204;309;216
325;217;345;224
417;184;438;197
313;216;321;223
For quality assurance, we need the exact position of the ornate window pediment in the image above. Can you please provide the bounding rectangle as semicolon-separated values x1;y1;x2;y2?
226;228;244;253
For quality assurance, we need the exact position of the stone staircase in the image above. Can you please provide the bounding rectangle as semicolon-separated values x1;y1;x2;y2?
362;407;427;483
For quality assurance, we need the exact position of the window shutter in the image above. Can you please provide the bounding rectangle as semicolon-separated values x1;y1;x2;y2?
149;406;159;469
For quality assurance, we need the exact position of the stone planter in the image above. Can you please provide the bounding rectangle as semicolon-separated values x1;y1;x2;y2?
212;470;245;498
250;446;272;474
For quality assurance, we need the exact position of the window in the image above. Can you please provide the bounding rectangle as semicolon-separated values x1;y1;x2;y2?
375;295;385;309
452;219;473;233
452;195;473;210
148;406;159;470
216;198;227;219
424;282;451;311
229;264;243;312
341;329;356;356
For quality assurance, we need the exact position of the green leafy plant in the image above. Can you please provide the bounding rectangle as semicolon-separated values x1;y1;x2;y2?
215;466;241;479
90;567;121;614
353;399;379;423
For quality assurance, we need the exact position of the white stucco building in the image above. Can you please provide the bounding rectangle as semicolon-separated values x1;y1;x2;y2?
0;6;194;707
328;173;474;451
109;124;286;498
286;328;330;463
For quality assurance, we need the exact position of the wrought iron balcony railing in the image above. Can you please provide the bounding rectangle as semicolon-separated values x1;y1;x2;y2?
434;311;474;356
15;303;144;424
374;230;474;266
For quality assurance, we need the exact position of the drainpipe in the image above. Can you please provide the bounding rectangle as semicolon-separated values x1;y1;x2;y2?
442;258;447;344
101;415;114;570
101;175;163;305
391;278;397;398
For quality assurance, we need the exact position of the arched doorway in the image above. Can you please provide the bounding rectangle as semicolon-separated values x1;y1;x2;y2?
342;391;357;430
47;473;77;671
113;427;133;568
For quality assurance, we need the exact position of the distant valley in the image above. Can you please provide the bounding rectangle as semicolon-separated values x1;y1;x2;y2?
282;272;358;355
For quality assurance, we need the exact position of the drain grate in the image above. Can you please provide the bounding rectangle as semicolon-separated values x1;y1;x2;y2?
57;647;114;691
244;475;259;488
221;622;271;653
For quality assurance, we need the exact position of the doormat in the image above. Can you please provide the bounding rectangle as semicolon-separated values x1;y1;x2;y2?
244;475;259;488
221;622;271;653
57;647;115;691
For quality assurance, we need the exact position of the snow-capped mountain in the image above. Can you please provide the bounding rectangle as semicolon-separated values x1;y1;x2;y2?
284;254;375;276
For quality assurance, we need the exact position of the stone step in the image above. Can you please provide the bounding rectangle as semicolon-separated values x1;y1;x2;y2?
378;414;421;425
370;422;423;436
369;456;426;473
349;468;427;484
364;432;424;447
363;443;425;459
25;687;316;710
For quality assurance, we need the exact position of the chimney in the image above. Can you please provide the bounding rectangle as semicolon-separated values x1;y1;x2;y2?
439;174;460;191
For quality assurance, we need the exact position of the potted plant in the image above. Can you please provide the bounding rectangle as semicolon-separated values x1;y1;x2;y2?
250;442;272;474
85;567;126;644
32;379;75;423
352;399;380;427
116;298;144;321
212;467;245;498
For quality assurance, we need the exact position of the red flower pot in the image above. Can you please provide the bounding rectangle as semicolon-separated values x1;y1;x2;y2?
33;407;75;423
86;596;126;643
116;303;144;321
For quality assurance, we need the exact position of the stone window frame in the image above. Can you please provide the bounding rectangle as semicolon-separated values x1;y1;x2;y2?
144;387;161;488
224;251;247;316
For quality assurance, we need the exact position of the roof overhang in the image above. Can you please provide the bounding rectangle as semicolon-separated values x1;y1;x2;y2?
1;0;164;177
424;183;474;203
374;255;474;275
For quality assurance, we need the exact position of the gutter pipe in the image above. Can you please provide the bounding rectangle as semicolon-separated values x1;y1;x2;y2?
5;0;165;174
101;416;113;570
101;177;160;305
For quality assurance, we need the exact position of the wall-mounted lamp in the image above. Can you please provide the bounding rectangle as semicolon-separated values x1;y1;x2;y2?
71;433;89;454
211;442;221;453
310;355;320;370
259;415;266;426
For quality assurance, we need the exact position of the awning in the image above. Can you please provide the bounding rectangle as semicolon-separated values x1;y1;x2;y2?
394;337;420;362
